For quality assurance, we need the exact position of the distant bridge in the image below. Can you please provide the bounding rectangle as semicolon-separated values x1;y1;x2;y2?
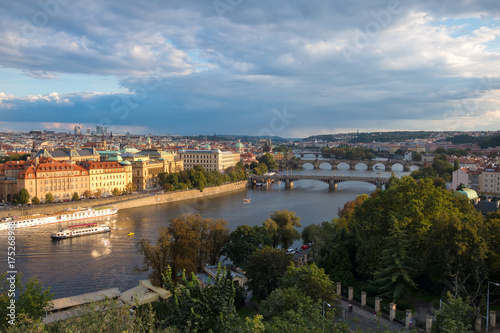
280;158;425;172
248;174;389;190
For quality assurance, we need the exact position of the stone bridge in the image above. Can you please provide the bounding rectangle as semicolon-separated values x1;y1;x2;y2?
280;159;425;172
248;174;389;190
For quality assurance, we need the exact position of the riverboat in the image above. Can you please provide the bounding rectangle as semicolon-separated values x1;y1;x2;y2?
0;206;118;230
51;223;111;239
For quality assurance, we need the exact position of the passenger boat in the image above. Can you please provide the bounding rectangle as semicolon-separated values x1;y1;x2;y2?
0;206;118;230
51;223;111;239
243;198;251;203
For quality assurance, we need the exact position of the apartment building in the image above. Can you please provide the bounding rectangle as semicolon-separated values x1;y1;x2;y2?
178;149;240;172
479;164;500;197
79;161;132;196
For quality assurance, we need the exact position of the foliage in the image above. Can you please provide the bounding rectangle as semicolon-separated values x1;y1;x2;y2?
301;224;321;245
321;146;375;160
31;196;40;205
262;209;301;250
112;188;121;196
259;287;318;320
257;153;278;170
245;246;294;301
0;153;30;164
433;292;474;333
159;164;246;191
136;214;230;286
0;273;53;330
224;225;272;268
125;182;137;194
71;192;79;201
82;190;91;198
316;224;355;287
372;218;417;302
95;189;102;198
44;192;54;203
162;266;238;333
412;152;423;161
280;263;338;305
12;189;30;205
252;162;268;175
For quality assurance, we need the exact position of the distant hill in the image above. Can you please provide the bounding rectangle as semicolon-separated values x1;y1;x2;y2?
306;131;433;143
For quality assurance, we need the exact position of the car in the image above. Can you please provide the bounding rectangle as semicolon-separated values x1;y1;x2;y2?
301;244;310;250
286;249;296;254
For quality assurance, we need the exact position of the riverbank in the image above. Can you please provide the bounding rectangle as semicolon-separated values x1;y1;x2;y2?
0;181;248;219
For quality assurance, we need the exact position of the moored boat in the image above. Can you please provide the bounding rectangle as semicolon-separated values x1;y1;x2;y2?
51;223;111;239
0;206;118;231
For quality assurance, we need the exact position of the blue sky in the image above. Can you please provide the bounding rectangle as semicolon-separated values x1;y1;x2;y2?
0;0;499;137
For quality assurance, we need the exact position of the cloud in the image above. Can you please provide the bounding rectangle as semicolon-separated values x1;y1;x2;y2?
0;1;499;136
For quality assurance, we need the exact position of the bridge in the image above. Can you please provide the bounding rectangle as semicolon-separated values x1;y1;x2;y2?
279;158;425;172
248;174;389;190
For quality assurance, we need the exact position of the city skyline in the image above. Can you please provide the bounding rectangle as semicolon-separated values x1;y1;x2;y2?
0;1;499;137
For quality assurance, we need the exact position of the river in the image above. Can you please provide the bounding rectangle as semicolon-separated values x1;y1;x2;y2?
5;163;411;299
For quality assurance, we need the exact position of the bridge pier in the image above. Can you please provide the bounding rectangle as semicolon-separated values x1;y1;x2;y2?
329;180;337;191
285;178;294;189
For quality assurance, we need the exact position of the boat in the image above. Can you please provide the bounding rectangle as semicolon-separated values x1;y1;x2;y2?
243;198;251;203
0;206;118;231
51;223;111;239
127;232;134;236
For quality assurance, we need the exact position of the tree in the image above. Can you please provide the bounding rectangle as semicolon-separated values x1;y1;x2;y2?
112;188;121;196
245;246;294;301
258;153;278;170
301;223;321;245
162;266;238;333
72;192;79;201
82;190;91;198
0;273;53;330
434;292;474;333
263;209;301;250
13;188;30;205
95;189;103;198
31;196;40;205
136;214;230;286
372;218;417;302
280;263;338;305
253;162;268;175
125;182;137;194
224;225;272;268
454;159;460;171
45;192;55;203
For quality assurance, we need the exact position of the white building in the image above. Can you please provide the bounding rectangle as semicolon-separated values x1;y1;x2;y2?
179;149;240;172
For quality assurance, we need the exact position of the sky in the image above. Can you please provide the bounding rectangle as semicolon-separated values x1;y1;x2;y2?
0;0;500;138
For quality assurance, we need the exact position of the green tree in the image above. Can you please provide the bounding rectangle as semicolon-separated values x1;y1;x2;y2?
301;223;321;245
253;162;268;175
0;273;53;330
125;182;137;194
263;209;301;250
224;225;272;268
162;266;238;333
372;218;417;302
280;263;338;305
258;152;278;170
82;190;91;198
72;192;79;201
44;192;55;203
112;188;121;196
31;196;40;205
245;246;294;301
454;159;460;171
13;188;30;205
434;292;474;333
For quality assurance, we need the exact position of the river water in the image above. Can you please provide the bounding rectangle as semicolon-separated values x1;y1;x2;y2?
5;163;411;299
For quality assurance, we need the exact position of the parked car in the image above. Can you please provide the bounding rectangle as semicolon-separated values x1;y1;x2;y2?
286;248;296;254
301;244;310;250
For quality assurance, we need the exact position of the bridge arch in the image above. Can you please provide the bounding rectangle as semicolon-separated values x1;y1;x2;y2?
301;162;315;169
388;163;404;172
318;161;333;169
336;162;351;170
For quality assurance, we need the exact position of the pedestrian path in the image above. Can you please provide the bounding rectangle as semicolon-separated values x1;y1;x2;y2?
338;299;406;332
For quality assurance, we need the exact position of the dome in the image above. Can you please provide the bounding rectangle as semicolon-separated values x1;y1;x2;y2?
158;157;165;161
120;160;131;165
204;144;211;150
456;188;478;200
235;141;244;148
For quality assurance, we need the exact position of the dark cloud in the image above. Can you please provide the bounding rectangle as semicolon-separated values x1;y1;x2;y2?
0;0;499;136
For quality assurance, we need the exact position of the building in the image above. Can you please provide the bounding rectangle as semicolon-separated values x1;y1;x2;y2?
74;126;81;135
478;164;500;198
32;148;100;163
179;150;240;172
16;158;90;202
79;161;132;196
132;156;183;190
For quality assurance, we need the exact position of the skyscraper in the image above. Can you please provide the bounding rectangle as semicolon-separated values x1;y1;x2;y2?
74;126;81;135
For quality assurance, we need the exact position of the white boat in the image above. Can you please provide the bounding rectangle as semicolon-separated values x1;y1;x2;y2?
51;223;111;239
243;198;251;203
0;206;118;231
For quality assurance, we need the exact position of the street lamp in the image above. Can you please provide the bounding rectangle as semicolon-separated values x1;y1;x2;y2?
323;301;331;317
487;281;500;333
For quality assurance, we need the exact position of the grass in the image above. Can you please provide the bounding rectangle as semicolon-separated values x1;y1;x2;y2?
236;305;259;327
